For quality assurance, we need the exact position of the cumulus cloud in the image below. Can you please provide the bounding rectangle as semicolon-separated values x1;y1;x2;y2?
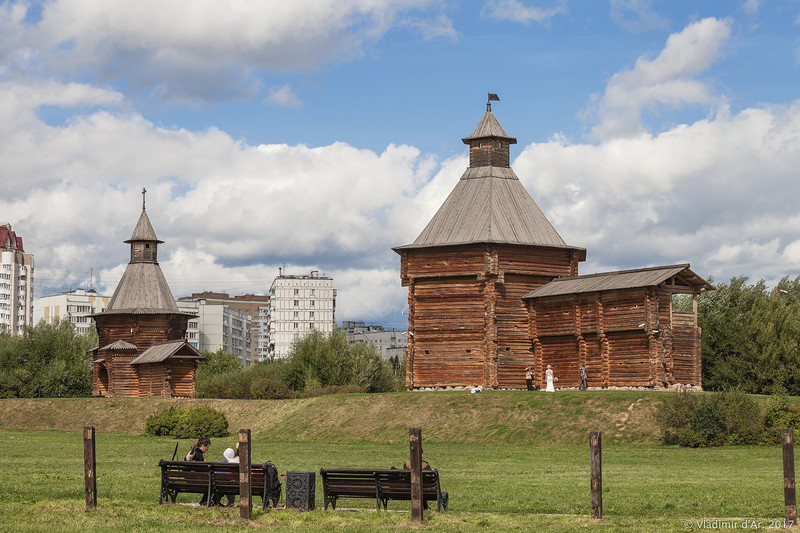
481;0;567;25
0;77;453;321
515;101;800;285
4;0;438;103
589;17;732;139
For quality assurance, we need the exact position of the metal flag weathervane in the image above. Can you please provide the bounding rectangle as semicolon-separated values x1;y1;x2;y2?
487;93;499;111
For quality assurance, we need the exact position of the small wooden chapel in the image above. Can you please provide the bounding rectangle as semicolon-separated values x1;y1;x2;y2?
91;191;205;398
394;98;712;390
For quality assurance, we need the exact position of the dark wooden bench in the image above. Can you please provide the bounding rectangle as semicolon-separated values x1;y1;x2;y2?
319;468;448;512
158;460;281;509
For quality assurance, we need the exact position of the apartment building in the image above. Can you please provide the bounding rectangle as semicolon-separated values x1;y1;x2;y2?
34;288;111;335
266;270;336;358
177;299;252;367
0;224;34;333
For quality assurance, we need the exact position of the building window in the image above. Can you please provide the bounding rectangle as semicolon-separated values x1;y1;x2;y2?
311;289;315;296
310;323;315;329
310;300;315;307
293;311;299;318
309;311;315;318
294;288;299;295
293;322;299;329
294;300;299;307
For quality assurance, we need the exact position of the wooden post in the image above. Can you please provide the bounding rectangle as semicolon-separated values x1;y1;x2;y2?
783;429;797;525
410;427;423;522
590;431;602;519
239;429;252;519
83;426;97;509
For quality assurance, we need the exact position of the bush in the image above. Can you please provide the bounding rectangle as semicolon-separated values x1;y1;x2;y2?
250;378;296;400
658;390;768;447
145;406;228;438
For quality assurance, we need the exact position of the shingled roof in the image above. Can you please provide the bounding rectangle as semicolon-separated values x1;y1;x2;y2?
522;264;713;299
130;339;205;365
125;208;164;244
97;202;184;315
394;109;584;254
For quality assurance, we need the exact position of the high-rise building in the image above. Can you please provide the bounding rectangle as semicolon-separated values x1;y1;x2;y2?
34;288;111;335
266;270;336;358
177;292;268;364
0;224;34;333
177;299;253;367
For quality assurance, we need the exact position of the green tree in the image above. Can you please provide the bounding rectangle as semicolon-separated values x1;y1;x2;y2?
0;318;96;398
699;276;800;395
196;349;241;382
283;329;396;393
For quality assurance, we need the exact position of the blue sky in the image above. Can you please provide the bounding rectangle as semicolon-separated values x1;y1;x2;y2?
3;0;800;329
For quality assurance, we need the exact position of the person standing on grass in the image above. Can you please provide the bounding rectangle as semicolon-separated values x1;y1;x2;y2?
525;367;534;391
545;364;558;392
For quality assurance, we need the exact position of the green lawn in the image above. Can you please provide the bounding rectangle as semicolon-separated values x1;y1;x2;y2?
0;428;794;532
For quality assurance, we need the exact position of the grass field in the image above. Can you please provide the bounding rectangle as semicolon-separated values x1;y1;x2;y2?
0;390;797;531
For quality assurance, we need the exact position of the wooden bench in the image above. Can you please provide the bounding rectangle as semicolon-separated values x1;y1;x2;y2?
158;460;281;509
319;468;448;512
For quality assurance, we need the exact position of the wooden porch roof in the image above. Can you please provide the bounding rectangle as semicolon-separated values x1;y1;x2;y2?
522;264;713;299
130;339;205;365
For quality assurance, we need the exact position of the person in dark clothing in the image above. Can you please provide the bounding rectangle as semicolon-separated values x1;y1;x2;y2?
186;437;215;505
525;367;534;391
186;436;211;461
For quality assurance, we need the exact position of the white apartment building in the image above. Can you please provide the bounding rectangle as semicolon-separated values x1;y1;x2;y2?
346;329;409;360
0;224;34;333
177;300;252;367
267;270;336;358
34;288;111;335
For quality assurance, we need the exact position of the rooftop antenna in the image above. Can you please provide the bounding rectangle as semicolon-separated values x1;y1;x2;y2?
89;267;94;291
487;92;499;112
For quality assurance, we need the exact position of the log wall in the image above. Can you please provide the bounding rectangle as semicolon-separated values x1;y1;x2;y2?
92;312;193;397
401;243;580;389
527;287;702;388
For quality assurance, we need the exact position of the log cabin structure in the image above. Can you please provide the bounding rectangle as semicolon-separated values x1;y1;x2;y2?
91;191;204;397
394;99;712;390
523;265;713;389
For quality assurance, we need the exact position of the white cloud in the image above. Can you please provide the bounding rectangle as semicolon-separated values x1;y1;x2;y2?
515;101;800;285
589;17;732;139
265;85;302;108
481;0;567;25
6;0;437;103
610;0;669;33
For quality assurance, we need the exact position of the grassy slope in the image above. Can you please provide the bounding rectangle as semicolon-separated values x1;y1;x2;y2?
1;390;668;444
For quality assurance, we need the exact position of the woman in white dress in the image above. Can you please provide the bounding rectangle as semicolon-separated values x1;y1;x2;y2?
545;364;558;392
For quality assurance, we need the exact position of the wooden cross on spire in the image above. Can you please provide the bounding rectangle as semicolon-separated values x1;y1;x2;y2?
142;187;147;211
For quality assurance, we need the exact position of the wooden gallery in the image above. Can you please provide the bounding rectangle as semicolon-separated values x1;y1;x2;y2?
394;102;713;390
91;193;205;397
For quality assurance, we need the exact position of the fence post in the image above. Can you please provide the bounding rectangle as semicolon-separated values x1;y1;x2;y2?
590;431;602;519
83;426;97;509
239;429;252;519
410;427;423;522
783;429;797;525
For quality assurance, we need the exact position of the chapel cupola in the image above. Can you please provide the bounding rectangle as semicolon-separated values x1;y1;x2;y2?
461;94;517;168
125;188;163;264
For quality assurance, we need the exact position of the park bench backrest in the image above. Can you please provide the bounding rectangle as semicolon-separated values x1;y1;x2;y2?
319;468;446;511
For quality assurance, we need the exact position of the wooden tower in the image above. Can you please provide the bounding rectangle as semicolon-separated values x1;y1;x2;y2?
394;100;586;389
92;190;204;397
